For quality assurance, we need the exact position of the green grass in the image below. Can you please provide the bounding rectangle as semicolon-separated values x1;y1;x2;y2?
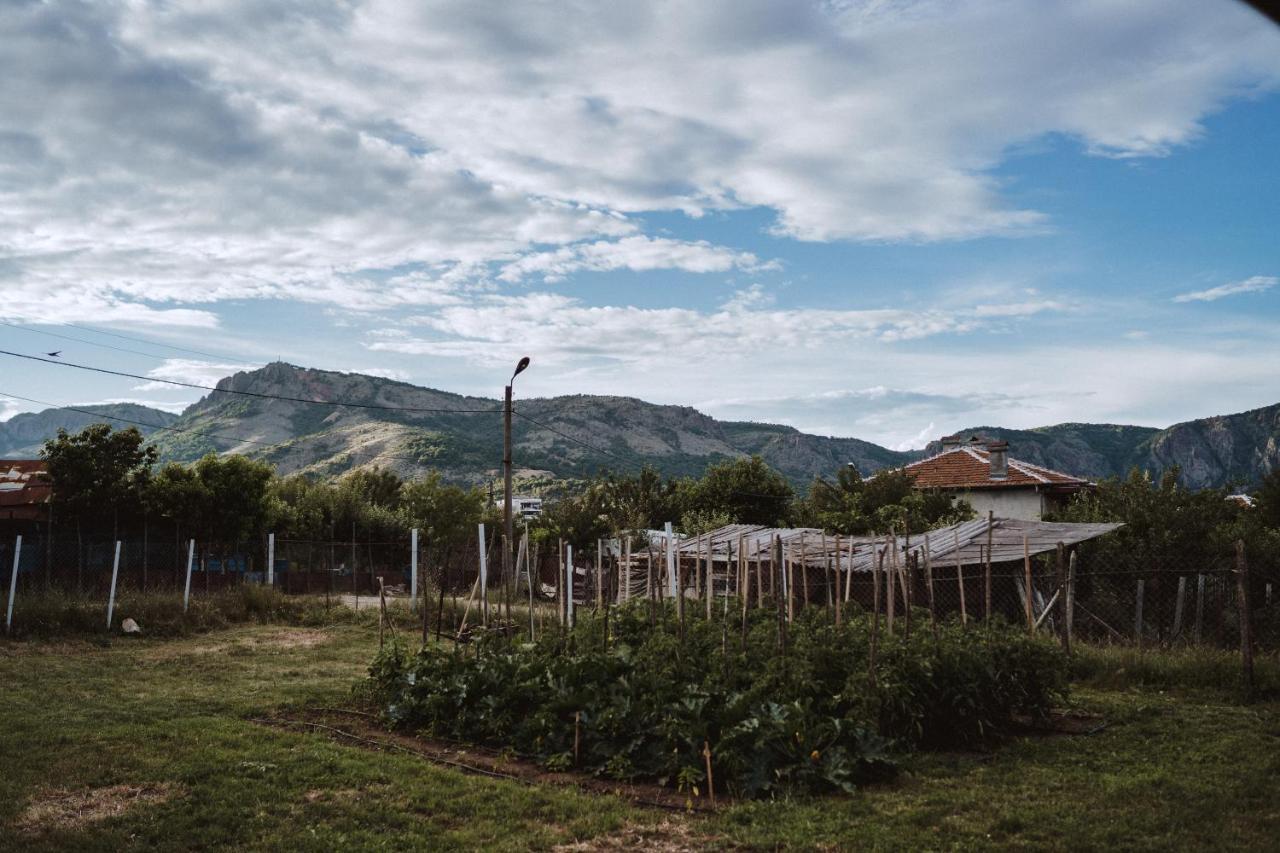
2;626;1279;850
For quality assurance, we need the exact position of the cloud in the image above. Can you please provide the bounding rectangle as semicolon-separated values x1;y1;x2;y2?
0;0;1275;327
1173;275;1276;303
132;359;262;392
497;236;775;283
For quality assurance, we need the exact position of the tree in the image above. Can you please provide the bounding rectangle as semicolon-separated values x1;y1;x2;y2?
1255;467;1280;530
41;424;157;538
399;473;488;549
341;467;404;511
191;453;275;549
797;465;970;535
679;456;794;526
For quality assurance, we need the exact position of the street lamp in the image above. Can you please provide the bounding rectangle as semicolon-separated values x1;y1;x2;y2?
504;356;530;610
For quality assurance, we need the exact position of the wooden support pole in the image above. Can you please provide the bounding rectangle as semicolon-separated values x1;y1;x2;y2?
623;536;632;602
706;535;714;620
1172;575;1187;641
1055;542;1066;645
566;544;575;629
477;523;489;627
1134;579;1145;648
1023;535;1034;634
845;536;854;602
410;528;419;607
596;541;603;611
885;542;895;636
1194;573;1205;644
703;741;716;807
1236;540;1254;698
1065;550;1076;654
923;542;937;639
985;511;994;624
954;530;967;626
833;535;842;628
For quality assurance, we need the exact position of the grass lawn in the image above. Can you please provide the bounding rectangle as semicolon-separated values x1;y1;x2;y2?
2;622;1278;851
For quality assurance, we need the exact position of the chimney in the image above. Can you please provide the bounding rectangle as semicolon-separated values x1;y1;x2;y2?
987;440;1008;480
940;434;961;451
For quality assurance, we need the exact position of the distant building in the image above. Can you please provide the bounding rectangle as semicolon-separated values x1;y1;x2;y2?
494;495;544;519
900;436;1093;521
0;460;51;524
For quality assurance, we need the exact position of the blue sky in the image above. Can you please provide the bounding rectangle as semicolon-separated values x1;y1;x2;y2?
1;1;1278;449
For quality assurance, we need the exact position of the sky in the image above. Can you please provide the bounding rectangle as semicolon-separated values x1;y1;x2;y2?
1;0;1278;450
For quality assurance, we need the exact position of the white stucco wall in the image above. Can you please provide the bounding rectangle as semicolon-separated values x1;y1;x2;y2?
952;488;1045;521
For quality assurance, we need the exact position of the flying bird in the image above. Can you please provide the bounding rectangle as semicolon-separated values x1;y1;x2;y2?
46;351;62;357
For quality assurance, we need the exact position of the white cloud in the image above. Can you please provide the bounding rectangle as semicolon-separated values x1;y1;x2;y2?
497;236;774;283
0;0;1274;327
132;359;261;392
1173;275;1276;303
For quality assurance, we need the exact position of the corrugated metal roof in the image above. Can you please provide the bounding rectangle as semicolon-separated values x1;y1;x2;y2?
645;517;1121;572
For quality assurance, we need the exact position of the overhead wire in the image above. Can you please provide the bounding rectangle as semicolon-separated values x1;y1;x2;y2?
0;348;501;414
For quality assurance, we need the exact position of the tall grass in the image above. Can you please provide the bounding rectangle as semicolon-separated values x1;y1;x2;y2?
2;586;420;639
1070;642;1279;697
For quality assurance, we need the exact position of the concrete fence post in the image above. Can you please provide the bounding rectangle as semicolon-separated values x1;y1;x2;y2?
182;539;195;613
106;540;122;631
267;533;275;588
5;535;21;635
410;528;419;609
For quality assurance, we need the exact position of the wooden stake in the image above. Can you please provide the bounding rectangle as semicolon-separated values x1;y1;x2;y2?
703;740;716;807
870;547;883;685
923;542;937;639
1064;550;1076;654
885;542;895;636
574;711;581;767
1235;540;1254;698
985;511;994;624
1194;572;1205;644
1172;575;1187;641
5;534;21;636
1134;579;1144;648
799;532;808;609
833;535;842;628
954;530;967;626
1023;535;1033;634
706;534;714;620
596;542;603;611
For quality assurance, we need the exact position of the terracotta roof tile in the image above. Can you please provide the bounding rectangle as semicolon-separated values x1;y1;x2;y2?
902;447;1090;490
0;460;51;512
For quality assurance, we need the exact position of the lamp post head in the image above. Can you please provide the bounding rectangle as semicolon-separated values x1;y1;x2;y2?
512;356;531;382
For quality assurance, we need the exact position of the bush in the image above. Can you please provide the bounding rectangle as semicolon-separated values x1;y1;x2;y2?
369;602;1068;798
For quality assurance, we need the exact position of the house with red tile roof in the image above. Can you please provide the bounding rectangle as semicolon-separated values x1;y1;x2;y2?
901;435;1093;521
0;460;51;524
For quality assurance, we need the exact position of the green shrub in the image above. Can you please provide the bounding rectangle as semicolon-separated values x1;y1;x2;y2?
370;601;1068;798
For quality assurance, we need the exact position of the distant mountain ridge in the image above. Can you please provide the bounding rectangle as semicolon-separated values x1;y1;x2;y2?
4;363;1278;490
0;403;179;457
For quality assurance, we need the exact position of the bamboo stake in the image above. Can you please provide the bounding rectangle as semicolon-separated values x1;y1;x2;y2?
703;741;716;807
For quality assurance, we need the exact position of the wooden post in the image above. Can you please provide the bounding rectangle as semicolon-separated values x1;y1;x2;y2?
706;535;714;620
985;511;994;624
833;535;842;628
1134;579;1145;648
182;539;195;614
566;544;575;629
5;535;21;635
410;528;419;607
869;547;882;686
1172;575;1187;640
378;576;386;648
885;543;895;636
1023;535;1033;634
623;536;632;602
1055;542;1065;645
1235;540;1254;697
665;522;678;600
923;542;937;638
845;536;854;602
798;532;808;609
596;540;603;611
106;540;122;631
773;534;787;654
477;523;489;627
954;530;967;626
1064;550;1076;654
1194;573;1205;644
703;741;716;807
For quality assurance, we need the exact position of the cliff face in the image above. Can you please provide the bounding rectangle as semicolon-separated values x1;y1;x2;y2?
8;363;1279;490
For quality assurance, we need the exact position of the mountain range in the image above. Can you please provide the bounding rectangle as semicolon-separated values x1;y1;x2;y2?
2;362;1276;491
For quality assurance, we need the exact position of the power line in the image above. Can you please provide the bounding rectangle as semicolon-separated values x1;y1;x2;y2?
61;321;261;365
0;321;177;360
0;349;501;415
